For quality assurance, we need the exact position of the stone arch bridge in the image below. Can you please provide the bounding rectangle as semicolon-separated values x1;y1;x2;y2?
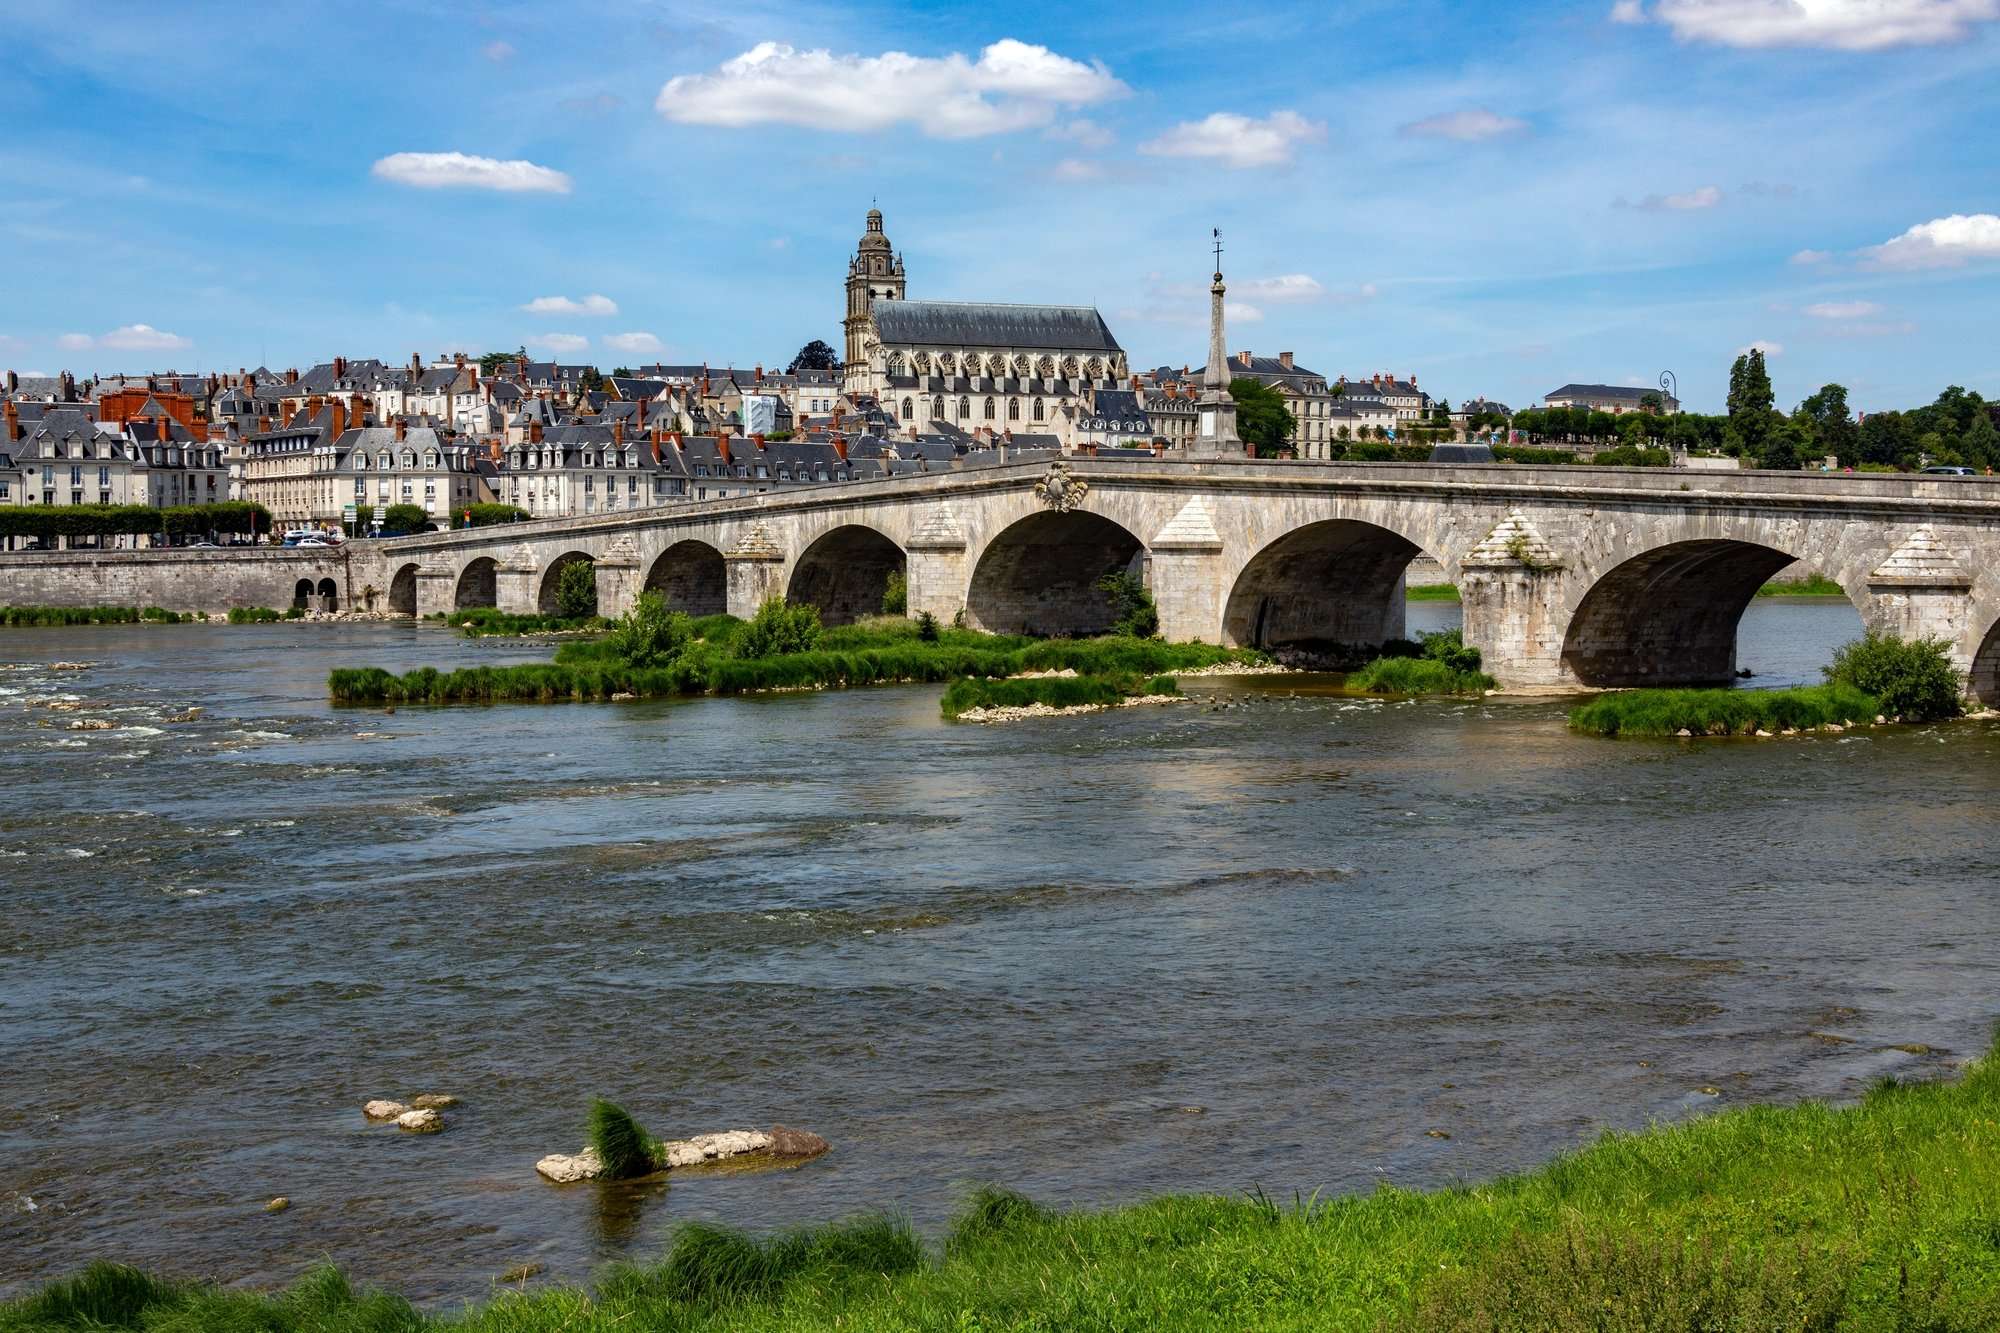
366;458;2000;699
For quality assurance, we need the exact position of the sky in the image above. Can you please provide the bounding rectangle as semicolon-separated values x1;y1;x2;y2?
3;0;1998;414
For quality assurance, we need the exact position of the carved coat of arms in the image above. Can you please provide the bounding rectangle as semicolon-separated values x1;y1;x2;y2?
1034;460;1089;513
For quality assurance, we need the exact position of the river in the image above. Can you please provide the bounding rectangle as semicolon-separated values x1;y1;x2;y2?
3;597;1996;1303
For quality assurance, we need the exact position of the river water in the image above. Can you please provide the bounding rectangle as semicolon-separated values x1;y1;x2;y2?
4;599;1997;1303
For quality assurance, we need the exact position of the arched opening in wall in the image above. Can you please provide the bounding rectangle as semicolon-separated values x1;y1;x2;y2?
536;551;596;617
964;510;1144;637
1563;540;1863;688
786;526;905;626
645;540;727;616
1967;619;2000;707
387;563;419;616
1222;520;1432;655
292;578;313;611
316;578;338;613
454;557;497;610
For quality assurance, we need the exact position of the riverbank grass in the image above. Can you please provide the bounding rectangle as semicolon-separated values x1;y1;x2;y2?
1756;572;1846;596
1;605;191;626
6;1031;1997;1330
1347;628;1495;696
1569;682;1879;736
1404;582;1461;601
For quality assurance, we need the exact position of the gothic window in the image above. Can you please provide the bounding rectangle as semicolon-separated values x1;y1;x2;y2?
911;352;931;374
932;395;944;419
1061;356;1079;378
901;398;913;421
1009;399;1021;420
1033;399;1045;421
958;396;970;419
1036;355;1055;377
937;352;956;374
1012;354;1031;376
1086;357;1103;379
886;353;904;376
984;397;996;420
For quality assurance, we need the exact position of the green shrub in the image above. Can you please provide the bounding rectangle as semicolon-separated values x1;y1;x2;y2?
0;501;270;540
553;560;598;620
604;592;694;667
881;571;908;616
226;606;283;623
1417;627;1482;673
1095;571;1159;638
1492;445;1579;465
450;503;529;529
916;610;941;642
380;503;433;535
1587;445;1671;466
940;672;1178;719
1568;683;1880;737
1825;631;1963;722
735;598;823;658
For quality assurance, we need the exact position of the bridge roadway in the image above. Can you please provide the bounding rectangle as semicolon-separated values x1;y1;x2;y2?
357;457;2000;698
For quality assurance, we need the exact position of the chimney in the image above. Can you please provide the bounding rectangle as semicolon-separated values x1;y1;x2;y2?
7;370;18;394
333;356;346;379
3;398;16;442
330;398;347;441
832;435;848;461
411;353;422;376
752;432;766;450
395;416;408;442
717;436;732;465
754;364;764;382
454;352;466;370
1236;351;1252;369
1279;351;1293;370
158;416;172;444
612;420;624;445
285;367;298;385
529;421;543;444
636;397;647;427
1410;374;1417;387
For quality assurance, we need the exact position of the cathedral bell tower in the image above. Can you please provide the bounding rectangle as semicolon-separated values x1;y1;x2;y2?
843;207;906;394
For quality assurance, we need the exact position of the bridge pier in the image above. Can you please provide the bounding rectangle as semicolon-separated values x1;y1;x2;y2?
495;546;539;615
1148;497;1226;642
415;561;456;619
1458;521;1573;690
1865;528;1976;676
595;538;641;620
906;505;969;624
724;523;786;618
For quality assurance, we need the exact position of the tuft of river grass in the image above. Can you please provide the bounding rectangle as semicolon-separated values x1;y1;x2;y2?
1569;683;1879;737
5;1031;1997;1329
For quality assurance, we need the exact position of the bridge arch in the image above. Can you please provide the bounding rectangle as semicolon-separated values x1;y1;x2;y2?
454;556;497;610
1222;519;1435;652
1970;617;2000;707
537;550;597;617
1561;538;1862;687
387;562;419;616
965;509;1144;636
787;525;905;625
646;539;726;616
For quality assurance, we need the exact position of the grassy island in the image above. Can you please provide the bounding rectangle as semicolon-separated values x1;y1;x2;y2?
1346;629;1496;696
939;671;1180;719
6;1032;1996;1330
331;597;1262;708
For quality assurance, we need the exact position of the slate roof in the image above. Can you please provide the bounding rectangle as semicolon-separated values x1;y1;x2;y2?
1546;383;1664;404
873;301;1122;353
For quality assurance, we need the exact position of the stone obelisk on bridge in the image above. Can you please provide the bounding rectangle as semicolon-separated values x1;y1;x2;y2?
1189;228;1246;459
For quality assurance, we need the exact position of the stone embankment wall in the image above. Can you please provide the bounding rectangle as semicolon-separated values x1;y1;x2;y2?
0;549;357;614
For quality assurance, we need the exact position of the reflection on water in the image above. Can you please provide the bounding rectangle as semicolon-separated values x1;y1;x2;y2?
1;607;1994;1304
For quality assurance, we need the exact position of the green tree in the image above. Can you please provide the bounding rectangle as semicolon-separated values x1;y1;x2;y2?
478;349;523;376
1638;390;1664;413
736;598;823;658
610;367;635;379
554;560;598;619
1797;384;1857;466
1229;377;1298;457
1095;571;1159;638
381;503;432;534
1826;632;1963;722
788;339;838;373
1858;410;1917;468
881;571;908;616
1961;408;1999;470
606;592;693;667
1727;349;1774;420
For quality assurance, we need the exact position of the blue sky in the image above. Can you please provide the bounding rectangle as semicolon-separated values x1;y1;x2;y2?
4;0;1997;413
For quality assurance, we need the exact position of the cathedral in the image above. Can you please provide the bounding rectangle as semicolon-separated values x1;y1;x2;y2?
841;208;1130;437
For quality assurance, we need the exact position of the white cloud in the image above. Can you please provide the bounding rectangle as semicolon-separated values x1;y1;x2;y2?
1633;0;1999;50
528;333;590;355
1864;212;2000;268
1235;274;1326;303
1051;158;1102;181
522;293;618;317
1737;340;1784;356
603;332;667;356
1789;248;1832;265
656;39;1126;138
1139;110;1324;169
482;40;515;63
1399;108;1529;141
1047;117;1115;149
56;324;192;352
0;333;25;353
1804;300;1883;318
371;152;572;194
1609;0;1647;21
1225;301;1264;323
1621;184;1723;211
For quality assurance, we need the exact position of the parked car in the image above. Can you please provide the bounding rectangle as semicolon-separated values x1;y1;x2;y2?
1921;465;1976;476
293;537;331;548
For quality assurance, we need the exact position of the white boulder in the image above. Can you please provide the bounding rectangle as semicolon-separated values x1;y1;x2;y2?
535;1148;604;1183
396;1108;443;1133
658;1129;771;1168
363;1099;407;1120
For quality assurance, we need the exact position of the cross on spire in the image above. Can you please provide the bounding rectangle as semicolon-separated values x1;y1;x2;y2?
1212;227;1223;277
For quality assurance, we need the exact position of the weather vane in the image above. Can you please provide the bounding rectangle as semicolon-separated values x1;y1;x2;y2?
1212;227;1223;273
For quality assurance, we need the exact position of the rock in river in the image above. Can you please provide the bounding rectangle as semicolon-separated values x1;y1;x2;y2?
363;1099;407;1120
535;1148;604;1183
396;1108;443;1133
659;1129;771;1167
410;1093;459;1110
768;1124;831;1158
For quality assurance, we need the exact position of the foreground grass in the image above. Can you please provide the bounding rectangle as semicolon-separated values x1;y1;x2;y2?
1569;682;1880;737
939;672;1179;718
8;1033;1999;1331
331;619;1259;706
0;604;191;626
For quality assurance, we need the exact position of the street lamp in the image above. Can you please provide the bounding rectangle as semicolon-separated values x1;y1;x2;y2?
1658;370;1677;413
